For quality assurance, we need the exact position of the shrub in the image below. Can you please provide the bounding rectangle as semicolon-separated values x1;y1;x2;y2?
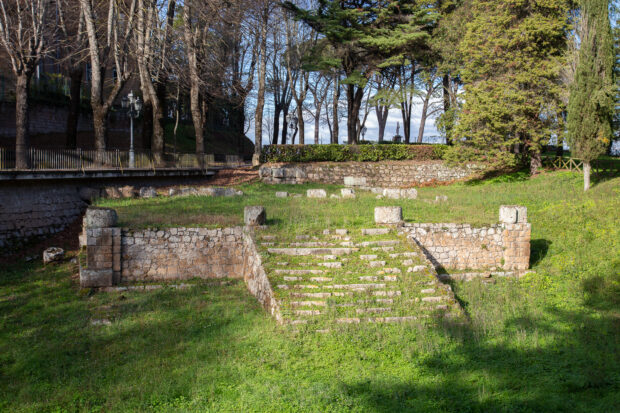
260;144;447;163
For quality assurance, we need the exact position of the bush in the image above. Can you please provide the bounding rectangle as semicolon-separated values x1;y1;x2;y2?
260;144;448;163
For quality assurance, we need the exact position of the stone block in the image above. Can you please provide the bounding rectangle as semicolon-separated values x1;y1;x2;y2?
307;189;327;198
383;188;401;199
344;176;367;187
341;188;356;199
374;206;402;225
84;208;117;228
43;247;64;264
139;186;158;198
401;188;418;199
272;168;285;178
244;206;266;226
275;191;289;198
499;205;527;224
80;268;113;288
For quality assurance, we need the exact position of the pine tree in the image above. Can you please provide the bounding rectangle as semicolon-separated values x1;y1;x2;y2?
567;0;615;191
446;0;570;172
283;0;437;144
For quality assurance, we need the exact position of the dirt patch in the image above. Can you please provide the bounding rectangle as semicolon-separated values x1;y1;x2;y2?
206;167;259;186
0;213;84;264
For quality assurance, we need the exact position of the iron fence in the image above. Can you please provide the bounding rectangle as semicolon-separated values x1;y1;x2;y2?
0;147;244;171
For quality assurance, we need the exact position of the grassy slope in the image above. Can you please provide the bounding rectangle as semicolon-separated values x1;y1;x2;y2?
0;171;618;412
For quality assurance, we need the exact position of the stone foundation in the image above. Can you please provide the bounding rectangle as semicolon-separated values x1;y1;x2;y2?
259;160;481;187
120;227;245;282
402;206;531;272
0;183;86;251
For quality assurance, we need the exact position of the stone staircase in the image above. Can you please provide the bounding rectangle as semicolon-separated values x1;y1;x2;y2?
254;228;465;329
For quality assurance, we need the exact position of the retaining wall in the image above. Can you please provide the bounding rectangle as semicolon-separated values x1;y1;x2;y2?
402;207;531;271
0;183;86;250
259;160;481;187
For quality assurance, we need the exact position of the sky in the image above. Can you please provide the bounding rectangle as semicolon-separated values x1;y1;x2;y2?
246;100;445;146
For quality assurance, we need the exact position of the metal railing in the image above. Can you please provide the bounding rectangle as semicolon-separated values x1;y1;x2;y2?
0;147;245;171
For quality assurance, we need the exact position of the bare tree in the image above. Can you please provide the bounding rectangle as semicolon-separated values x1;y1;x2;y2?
0;0;49;168
397;61;418;143
285;16;311;145
134;0;176;164
79;0;136;160
57;0;87;149
254;0;272;161
308;71;331;144
416;68;442;143
371;71;397;142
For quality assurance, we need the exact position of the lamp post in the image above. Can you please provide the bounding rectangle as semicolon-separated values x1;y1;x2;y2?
121;91;142;168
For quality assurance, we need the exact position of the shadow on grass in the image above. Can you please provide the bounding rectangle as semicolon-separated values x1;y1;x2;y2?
342;306;620;412
530;239;551;267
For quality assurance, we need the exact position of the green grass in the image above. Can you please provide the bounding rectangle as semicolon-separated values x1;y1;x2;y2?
1;171;619;411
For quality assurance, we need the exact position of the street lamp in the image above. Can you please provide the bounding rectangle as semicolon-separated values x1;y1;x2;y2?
121;91;142;168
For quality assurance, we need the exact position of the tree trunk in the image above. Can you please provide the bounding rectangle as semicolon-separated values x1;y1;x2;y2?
254;9;268;157
190;86;204;161
583;161;591;191
66;67;83;149
15;73;31;169
442;74;450;113
529;150;542;174
376;106;387;142
93;106;108;162
314;103;321;144
332;74;339;144
417;97;429;143
281;104;289;144
296;104;304;145
346;84;363;144
142;98;153;151
273;105;281;145
151;100;165;163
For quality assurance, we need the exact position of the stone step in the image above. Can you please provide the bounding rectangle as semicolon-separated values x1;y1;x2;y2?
310;277;333;282
360;254;378;260
369;261;386;267
359;276;398;282
407;266;427;273
421;296;447;303
361;228;390;235
373;291;402;296
290;301;327;307
421;288;436;294
389;252;418;258
356;240;400;247
377;268;401;274
291;292;336;298
356;307;392;314
289;242;335;247
368;316;419;323
274;269;325;275
371;246;395;252
318;262;342;268
268;247;359;256
331;283;387;290
293;310;321;316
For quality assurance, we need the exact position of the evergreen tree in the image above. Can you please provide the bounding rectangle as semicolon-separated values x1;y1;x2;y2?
447;0;570;172
567;0;615;191
283;0;437;144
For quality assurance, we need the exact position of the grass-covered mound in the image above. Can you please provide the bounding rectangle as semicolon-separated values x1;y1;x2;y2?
0;171;618;411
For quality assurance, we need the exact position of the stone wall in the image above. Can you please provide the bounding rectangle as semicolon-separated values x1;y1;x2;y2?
402;206;531;272
0;183;86;251
242;231;282;322
120;227;245;282
259;161;481;187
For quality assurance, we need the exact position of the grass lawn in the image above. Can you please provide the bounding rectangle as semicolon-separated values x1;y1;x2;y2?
1;171;619;411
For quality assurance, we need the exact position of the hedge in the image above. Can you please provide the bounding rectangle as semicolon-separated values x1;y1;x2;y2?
260;144;447;163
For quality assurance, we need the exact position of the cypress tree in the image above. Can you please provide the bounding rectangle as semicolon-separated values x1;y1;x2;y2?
567;0;615;191
447;0;570;172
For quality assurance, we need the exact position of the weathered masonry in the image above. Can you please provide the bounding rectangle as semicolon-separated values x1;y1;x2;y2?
259;161;482;186
402;206;531;271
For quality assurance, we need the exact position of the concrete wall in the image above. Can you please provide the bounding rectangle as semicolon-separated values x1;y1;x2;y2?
259;161;481;187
